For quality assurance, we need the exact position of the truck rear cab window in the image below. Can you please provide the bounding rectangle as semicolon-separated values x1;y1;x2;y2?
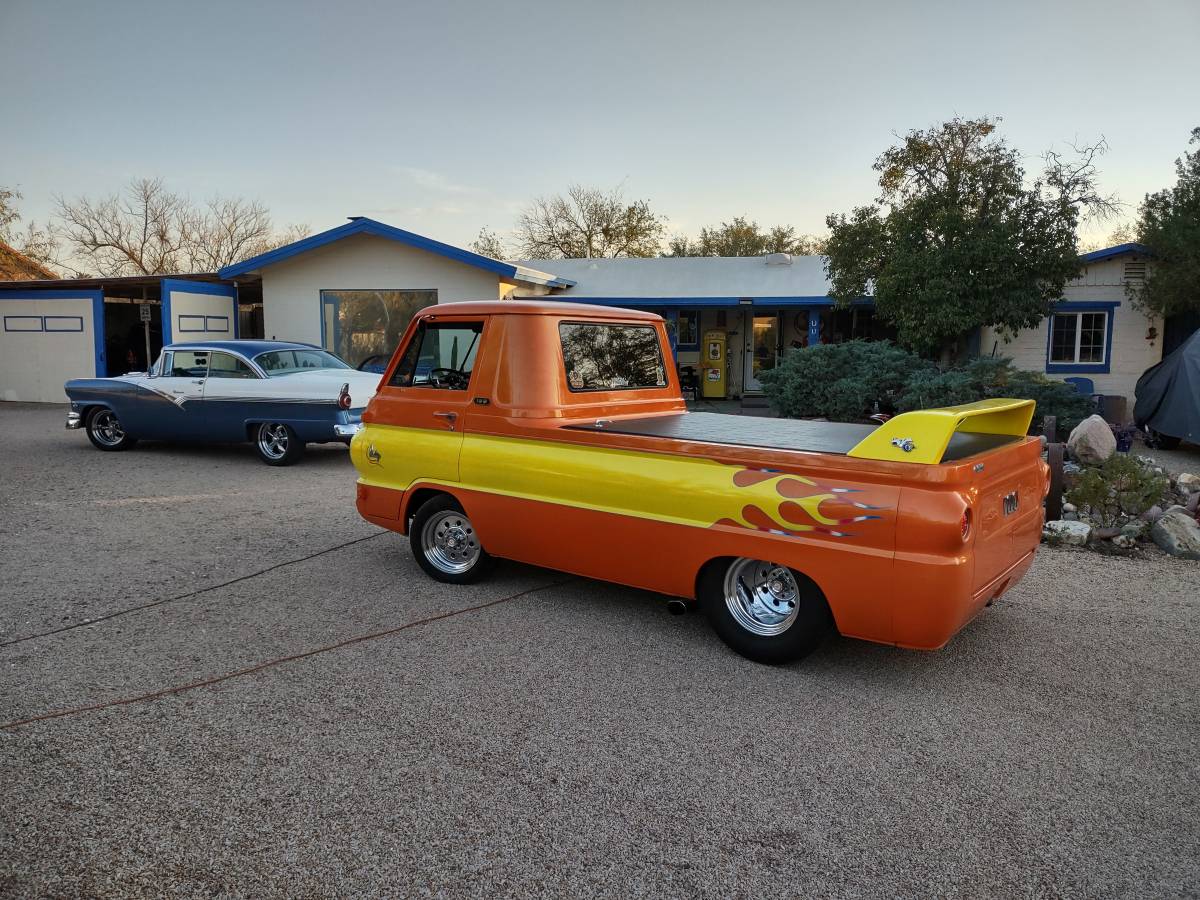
389;321;483;390
560;322;667;392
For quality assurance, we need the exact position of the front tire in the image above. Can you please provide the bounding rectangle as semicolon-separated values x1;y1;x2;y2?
255;422;304;466
700;557;832;664
85;408;137;451
410;495;493;584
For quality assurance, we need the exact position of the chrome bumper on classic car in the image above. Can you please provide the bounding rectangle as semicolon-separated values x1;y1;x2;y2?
65;411;83;430
334;422;363;439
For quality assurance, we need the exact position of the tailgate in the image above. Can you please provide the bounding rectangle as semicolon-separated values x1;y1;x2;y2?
970;438;1047;591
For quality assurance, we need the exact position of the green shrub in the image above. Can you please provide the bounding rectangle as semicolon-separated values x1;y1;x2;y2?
1065;455;1168;527
763;338;1095;433
759;340;932;420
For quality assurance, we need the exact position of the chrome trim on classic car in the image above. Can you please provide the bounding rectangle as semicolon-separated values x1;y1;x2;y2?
65;411;82;429
334;422;363;438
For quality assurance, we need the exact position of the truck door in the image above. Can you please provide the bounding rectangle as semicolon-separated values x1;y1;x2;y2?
367;317;484;484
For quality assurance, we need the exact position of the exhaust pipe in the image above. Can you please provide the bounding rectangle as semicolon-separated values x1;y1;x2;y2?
666;599;689;616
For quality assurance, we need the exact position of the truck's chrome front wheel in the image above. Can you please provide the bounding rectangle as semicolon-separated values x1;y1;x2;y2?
422;509;481;575
410;495;493;584
724;559;800;636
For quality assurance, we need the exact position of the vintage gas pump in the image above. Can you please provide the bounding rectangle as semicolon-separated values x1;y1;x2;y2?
701;329;727;399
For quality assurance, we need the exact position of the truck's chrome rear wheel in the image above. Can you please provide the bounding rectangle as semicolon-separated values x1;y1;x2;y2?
724;558;801;636
422;509;481;575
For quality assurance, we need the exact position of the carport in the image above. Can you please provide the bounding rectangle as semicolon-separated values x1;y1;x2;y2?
0;275;262;402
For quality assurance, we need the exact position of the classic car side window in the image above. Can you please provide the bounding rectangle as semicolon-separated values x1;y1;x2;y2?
389;322;483;391
169;351;209;378
207;352;257;379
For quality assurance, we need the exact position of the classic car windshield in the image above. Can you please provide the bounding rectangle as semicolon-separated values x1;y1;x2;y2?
255;349;351;376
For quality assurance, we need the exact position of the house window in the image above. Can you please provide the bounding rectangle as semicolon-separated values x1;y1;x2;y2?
320;289;437;368
1049;310;1108;365
677;310;700;350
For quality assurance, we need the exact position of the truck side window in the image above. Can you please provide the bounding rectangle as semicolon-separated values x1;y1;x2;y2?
389;321;483;390
559;322;667;392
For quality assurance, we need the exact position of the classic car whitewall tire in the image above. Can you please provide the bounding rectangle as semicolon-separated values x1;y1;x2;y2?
254;422;305;466
410;495;494;584
700;557;832;665
85;408;137;452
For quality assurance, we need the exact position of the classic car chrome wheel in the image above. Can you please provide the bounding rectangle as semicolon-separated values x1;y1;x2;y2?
255;422;304;466
85;408;136;451
421;509;481;575
723;558;801;636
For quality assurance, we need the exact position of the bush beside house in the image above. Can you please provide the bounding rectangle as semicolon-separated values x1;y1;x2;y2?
759;340;1093;433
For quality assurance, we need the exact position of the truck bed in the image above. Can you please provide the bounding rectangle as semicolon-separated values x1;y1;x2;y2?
564;411;1020;462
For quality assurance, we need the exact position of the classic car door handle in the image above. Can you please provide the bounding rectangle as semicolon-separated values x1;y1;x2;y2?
191;379;206;385
433;411;458;430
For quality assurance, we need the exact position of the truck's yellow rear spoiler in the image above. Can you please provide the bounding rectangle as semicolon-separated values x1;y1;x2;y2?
847;398;1036;465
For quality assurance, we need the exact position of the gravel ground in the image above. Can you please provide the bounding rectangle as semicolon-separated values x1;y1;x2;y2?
2;403;1198;898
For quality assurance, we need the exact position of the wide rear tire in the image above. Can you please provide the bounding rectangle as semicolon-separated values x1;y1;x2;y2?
255;422;305;466
700;557;832;664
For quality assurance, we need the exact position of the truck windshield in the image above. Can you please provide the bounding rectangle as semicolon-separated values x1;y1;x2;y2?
255;349;351;376
560;322;667;392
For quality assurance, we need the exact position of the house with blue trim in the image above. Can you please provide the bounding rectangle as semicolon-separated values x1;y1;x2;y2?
0;216;1165;410
978;243;1161;416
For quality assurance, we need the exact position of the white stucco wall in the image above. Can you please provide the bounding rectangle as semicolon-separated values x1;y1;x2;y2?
258;233;506;346
979;256;1163;407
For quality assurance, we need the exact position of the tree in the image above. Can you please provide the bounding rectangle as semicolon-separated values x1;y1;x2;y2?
55;177;307;276
824;116;1117;356
469;226;508;260
0;186;59;271
1131;127;1200;318
667;216;826;257
515;184;666;259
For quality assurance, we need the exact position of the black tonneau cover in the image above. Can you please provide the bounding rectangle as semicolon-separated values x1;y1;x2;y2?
564;411;1019;462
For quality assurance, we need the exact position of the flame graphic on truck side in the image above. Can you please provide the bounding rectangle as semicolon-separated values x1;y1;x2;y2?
713;467;886;538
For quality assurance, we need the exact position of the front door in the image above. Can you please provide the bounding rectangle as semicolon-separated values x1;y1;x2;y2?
744;313;778;392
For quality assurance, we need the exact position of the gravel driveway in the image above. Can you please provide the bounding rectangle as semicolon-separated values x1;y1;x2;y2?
2;403;1197;898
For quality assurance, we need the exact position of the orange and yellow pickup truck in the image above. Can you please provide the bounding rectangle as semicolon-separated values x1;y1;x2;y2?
351;300;1048;664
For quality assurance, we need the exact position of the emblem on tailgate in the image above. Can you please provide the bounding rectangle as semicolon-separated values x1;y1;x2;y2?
1003;491;1019;516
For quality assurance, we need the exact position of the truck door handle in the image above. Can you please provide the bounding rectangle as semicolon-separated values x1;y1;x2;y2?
433;411;458;430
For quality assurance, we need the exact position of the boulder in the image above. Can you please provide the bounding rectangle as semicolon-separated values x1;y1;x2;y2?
1067;415;1116;465
1142;505;1165;524
1177;472;1200;493
1150;506;1200;560
1043;520;1091;546
1120;520;1149;541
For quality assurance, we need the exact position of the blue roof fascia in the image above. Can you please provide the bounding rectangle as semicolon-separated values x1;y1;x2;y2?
1079;242;1152;263
549;295;850;308
217;217;562;285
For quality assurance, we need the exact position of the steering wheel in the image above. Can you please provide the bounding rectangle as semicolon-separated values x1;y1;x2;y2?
428;367;469;390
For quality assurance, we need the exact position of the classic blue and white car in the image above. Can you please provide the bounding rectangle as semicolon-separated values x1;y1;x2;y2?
64;340;381;465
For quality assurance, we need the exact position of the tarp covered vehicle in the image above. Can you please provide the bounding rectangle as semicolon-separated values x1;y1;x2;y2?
1134;328;1200;450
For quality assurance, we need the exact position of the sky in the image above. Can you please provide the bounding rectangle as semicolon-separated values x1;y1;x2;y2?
2;0;1197;255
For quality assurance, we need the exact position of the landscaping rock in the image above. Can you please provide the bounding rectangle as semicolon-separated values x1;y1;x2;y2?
1067;415;1116;465
1043;520;1091;546
1142;505;1165;524
1177;472;1200;493
1120;520;1149;541
1112;533;1138;551
1150;506;1200;560
1188;492;1200;514
1062;502;1078;514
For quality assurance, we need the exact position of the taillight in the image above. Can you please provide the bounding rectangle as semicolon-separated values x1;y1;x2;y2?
338;383;352;410
961;508;973;542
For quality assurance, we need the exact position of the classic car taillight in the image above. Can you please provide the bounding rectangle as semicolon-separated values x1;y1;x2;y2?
961;508;973;542
338;383;352;410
